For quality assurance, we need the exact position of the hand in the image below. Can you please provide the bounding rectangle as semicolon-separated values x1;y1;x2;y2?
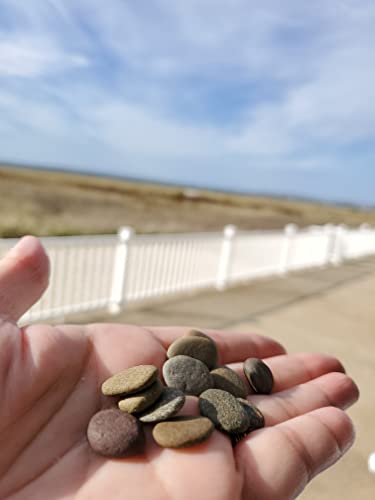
0;237;359;500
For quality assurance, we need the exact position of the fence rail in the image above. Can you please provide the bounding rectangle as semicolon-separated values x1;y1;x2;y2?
0;223;374;325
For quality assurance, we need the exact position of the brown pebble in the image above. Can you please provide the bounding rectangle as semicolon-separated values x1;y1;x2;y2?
243;358;274;394
167;335;218;369
199;388;250;434
101;365;158;396
153;416;214;448
211;366;248;398
118;379;163;414
87;408;144;457
185;329;213;340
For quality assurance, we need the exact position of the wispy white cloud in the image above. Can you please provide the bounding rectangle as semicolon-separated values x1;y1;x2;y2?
0;0;374;202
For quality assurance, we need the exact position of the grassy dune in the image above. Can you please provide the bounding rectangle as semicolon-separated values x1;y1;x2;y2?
0;164;373;238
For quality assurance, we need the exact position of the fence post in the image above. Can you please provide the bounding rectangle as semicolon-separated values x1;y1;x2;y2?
324;224;335;265
216;225;237;290
279;223;297;274
331;224;346;266
109;226;134;314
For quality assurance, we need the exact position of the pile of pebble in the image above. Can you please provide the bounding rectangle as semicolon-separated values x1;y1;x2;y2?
87;330;274;457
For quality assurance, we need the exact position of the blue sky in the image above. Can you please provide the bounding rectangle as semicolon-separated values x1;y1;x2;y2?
0;0;375;205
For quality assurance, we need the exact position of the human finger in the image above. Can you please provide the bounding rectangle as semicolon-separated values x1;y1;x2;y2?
0;236;49;322
228;352;346;393
148;326;286;363
250;371;359;426
236;406;355;499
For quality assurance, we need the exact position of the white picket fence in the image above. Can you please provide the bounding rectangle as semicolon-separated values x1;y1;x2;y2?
0;223;374;325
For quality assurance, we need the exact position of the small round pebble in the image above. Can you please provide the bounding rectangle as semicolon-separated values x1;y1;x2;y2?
243;358;274;394
153;416;214;448
102;365;158;396
163;355;213;396
199;388;250;434
118;379;163;414
211;366;248;398
139;387;186;423
87;408;144;457
167;335;218;369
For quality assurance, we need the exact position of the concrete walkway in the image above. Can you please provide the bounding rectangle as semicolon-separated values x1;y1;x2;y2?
77;257;375;499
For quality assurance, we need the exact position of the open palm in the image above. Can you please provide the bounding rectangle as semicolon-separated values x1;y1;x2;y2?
0;237;359;500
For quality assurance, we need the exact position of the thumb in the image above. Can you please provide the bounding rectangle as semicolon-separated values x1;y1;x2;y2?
0;236;49;322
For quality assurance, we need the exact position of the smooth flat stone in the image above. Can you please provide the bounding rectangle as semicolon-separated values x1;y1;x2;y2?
243;358;274;394
211;366;248;398
167;335;218;369
139;387;186;423
118;379;163;414
87;408;144;457
102;365;158;396
153;416;214;448
163;355;213;396
199;388;250;434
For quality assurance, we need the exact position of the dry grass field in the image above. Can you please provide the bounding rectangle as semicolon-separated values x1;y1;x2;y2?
1;164;374;237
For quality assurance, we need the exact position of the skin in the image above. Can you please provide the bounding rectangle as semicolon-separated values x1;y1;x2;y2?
0;237;359;500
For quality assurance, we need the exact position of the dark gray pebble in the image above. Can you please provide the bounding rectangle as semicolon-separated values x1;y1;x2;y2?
243;358;274;394
199;388;250;434
139;387;185;423
163;355;213;396
87;409;144;457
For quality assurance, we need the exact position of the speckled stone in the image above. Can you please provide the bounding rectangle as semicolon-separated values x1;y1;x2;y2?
243;358;274;394
118;379;163;414
167;335;218;369
163;355;213;396
199;388;250;434
152;416;214;448
211;366;248;398
139;387;185;423
87;408;144;457
101;365;158;396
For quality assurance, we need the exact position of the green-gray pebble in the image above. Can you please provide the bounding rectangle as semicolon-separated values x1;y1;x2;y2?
199;388;250;434
163;355;213;396
152;416;214;448
118;379;163;414
101;365;158;396
211;366;248;398
167;335;218;369
139;387;185;423
243;358;274;394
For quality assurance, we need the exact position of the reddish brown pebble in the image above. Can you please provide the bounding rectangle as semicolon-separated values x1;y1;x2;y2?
87;409;144;457
243;358;274;394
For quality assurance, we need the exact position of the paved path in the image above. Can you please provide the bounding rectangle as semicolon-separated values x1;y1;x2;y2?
76;258;375;499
